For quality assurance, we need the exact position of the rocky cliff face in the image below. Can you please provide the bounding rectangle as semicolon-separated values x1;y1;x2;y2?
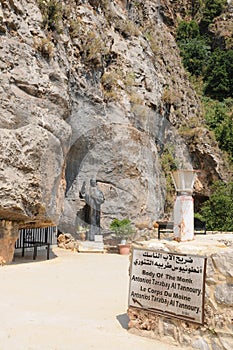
0;0;231;260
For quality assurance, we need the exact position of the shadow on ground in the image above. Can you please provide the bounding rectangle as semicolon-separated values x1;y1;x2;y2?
116;313;130;330
12;249;58;265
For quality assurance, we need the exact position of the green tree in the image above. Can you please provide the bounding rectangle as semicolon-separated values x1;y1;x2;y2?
178;37;210;76
204;49;233;100
198;181;233;231
176;20;211;76
176;20;200;42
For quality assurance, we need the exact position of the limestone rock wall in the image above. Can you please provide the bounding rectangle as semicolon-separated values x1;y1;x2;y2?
128;235;233;350
0;220;19;262
0;0;72;227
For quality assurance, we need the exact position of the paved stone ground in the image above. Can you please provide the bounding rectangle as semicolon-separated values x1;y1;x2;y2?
0;247;179;350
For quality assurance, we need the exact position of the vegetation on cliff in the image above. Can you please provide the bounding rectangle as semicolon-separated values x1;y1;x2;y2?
176;0;232;161
176;0;233;229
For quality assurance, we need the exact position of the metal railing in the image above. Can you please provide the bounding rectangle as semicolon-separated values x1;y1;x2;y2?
15;226;57;249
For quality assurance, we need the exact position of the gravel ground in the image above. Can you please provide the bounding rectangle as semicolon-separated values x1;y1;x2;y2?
0;247;179;350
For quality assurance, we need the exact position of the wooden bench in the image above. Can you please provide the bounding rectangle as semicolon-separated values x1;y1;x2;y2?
157;218;206;240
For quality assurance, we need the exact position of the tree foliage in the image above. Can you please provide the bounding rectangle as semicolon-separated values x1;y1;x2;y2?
176;20;211;76
178;37;210;76
176;2;231;95
198;181;233;231
176;20;200;42
203;97;233;161
204;49;233;100
110;218;133;239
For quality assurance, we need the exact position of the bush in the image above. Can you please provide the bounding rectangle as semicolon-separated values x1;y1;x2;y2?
34;36;54;59
38;0;63;32
198;181;233;231
115;19;140;38
110;219;134;240
69;19;82;39
101;71;121;101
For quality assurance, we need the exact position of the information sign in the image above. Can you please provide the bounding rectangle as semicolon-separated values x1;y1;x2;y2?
129;248;207;324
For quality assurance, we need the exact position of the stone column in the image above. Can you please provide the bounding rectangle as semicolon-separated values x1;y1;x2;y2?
0;220;20;263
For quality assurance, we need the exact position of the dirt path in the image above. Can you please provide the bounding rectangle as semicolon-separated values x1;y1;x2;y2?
0;247;179;350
